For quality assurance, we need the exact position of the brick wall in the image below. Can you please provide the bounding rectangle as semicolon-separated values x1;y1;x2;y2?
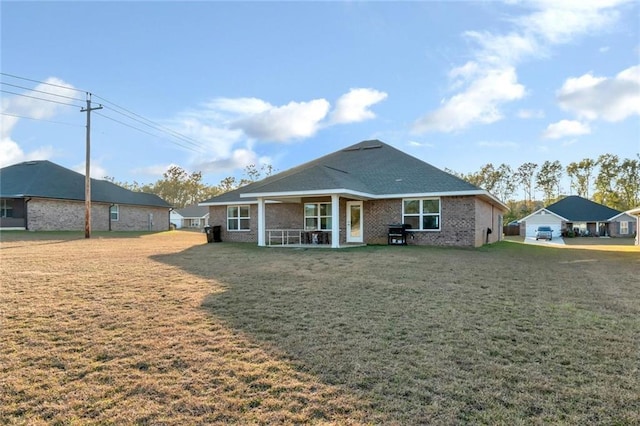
27;198;169;231
209;195;503;247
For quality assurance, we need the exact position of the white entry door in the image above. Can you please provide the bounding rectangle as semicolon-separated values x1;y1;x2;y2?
346;201;363;243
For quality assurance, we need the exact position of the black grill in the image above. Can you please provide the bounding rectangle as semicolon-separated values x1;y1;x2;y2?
388;224;411;245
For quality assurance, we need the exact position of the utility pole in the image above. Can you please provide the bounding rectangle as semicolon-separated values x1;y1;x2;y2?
81;93;102;239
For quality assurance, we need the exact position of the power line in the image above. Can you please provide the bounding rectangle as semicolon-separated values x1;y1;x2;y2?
0;81;86;103
0;89;84;108
94;94;207;151
0;111;83;127
0;72;86;93
2;72;212;154
94;111;206;154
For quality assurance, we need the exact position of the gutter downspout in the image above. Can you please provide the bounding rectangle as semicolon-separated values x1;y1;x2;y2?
169;207;174;230
24;197;32;231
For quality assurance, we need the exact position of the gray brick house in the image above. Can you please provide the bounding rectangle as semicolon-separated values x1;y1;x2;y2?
200;140;508;248
0;160;171;232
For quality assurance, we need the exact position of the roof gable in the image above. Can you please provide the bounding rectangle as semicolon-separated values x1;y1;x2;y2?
545;196;621;222
0;160;171;208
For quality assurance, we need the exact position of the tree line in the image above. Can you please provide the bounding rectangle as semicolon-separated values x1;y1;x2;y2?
445;154;639;223
105;163;274;209
108;154;638;223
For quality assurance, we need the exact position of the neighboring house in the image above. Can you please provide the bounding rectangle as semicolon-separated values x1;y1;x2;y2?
0;160;172;232
518;195;636;238
169;209;184;229
171;204;210;229
200;140;508;248
627;207;640;245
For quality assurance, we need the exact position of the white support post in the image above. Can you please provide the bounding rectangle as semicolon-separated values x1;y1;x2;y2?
331;194;339;248
257;198;266;247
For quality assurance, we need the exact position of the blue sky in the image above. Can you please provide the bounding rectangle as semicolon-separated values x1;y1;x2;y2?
2;1;639;197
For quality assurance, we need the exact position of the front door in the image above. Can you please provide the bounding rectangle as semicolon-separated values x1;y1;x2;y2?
346;201;363;243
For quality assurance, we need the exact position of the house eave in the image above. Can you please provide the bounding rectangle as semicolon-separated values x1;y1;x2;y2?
237;188;508;211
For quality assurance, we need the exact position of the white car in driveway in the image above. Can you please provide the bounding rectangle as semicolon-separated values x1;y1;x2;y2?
535;226;553;240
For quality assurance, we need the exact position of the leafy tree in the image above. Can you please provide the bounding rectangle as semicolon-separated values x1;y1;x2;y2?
593;154;620;207
493;163;516;203
516;162;538;212
615;156;640;210
566;158;595;198
152;166;218;208
218;163;275;193
536;160;563;204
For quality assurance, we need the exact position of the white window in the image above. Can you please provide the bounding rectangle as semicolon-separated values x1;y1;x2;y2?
620;221;629;235
227;205;250;231
110;204;119;221
1;199;13;218
403;198;441;231
304;203;332;230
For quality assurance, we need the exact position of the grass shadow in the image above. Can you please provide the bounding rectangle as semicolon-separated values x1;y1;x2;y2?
152;242;640;424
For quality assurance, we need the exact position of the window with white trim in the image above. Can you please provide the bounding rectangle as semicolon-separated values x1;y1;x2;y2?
304;202;332;230
620;221;629;235
110;204;119;221
227;205;250;230
403;198;440;231
1;199;13;218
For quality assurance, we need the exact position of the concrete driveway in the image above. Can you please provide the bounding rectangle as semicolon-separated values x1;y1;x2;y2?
524;236;565;246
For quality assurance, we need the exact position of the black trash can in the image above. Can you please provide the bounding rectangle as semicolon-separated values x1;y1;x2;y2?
212;225;222;243
204;226;214;243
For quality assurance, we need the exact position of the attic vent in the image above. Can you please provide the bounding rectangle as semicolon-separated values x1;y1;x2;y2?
25;161;38;165
342;143;383;152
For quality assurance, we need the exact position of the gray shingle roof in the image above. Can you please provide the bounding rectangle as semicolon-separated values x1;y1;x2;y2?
0;160;171;208
201;140;482;204
176;204;209;218
545;195;622;221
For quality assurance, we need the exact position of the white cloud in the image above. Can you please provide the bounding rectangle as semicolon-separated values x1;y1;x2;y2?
517;108;545;119
72;161;109;179
0;138;54;168
195;148;259;173
408;140;434;148
542;119;591;139
329;88;388;124
164;89;385;175
232;99;330;142
412;0;631;134
519;0;625;45
413;67;525;133
1;77;76;167
557;65;640;121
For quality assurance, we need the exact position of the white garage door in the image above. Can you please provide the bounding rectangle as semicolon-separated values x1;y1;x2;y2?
524;210;563;238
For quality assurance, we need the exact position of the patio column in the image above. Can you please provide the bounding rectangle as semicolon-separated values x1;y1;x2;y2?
331;194;339;248
257;197;265;247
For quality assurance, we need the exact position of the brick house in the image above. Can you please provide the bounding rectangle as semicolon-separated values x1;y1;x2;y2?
200;140;508;248
0;160;171;232
518;196;637;238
